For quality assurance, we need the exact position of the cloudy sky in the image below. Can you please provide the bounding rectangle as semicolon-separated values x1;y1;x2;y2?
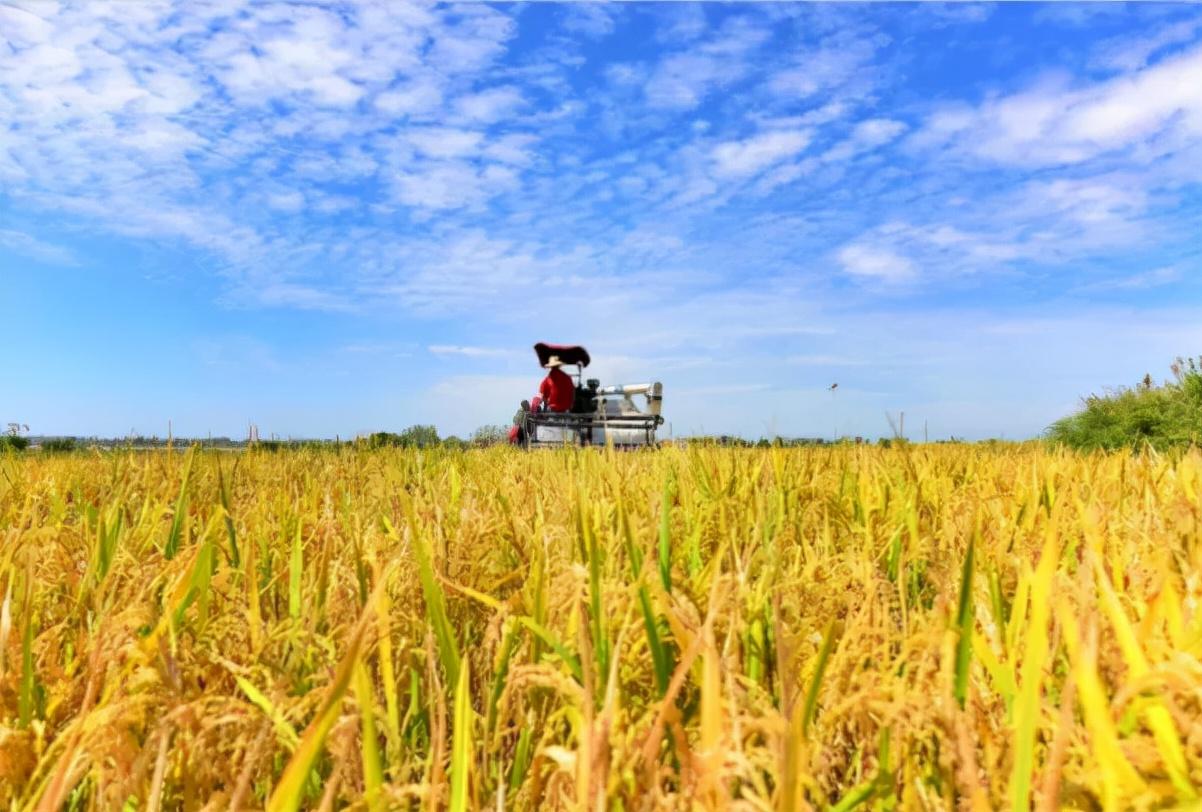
2;2;1200;441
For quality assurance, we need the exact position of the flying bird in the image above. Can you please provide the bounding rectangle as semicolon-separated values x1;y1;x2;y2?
829;383;838;391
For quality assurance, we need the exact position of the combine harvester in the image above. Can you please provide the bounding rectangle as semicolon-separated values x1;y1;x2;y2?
516;342;665;449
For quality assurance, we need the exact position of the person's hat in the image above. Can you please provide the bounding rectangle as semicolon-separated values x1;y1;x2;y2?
545;355;563;368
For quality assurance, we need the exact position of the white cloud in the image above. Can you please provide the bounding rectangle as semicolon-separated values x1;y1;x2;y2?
655;4;709;44
712;129;812;178
769;32;888;100
562;5;620;39
784;354;867;366
605;63;642;87
1035;178;1148;226
428;345;514;358
253;283;352;312
426;6;516;74
643;16;771;110
920;225;1020;262
392;163;519;211
1032;3;1133;29
831;169;1172;290
1090;18;1202;72
836;220;1026;285
1077;265;1185;292
376;80;444;117
925;3;994;25
3;0;1199;366
0;0;531;311
0;229;77;266
406;128;485;159
267;191;305;212
644;52;731;110
484;134;538;166
853;118;907;146
837;244;917;284
0;4;55;46
915;43;1202;167
822;118;907;163
454;86;524;123
204;4;429;108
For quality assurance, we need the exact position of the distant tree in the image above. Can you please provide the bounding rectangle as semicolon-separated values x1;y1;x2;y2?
442;435;466;450
471;425;510;446
0;435;29;451
41;437;77;453
400;425;440;448
366;432;402;448
367;426;441;449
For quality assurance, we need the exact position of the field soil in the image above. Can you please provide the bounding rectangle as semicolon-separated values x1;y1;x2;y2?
0;445;1199;810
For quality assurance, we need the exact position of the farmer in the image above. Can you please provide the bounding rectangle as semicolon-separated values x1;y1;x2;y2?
508;354;576;444
530;355;575;413
507;401;528;445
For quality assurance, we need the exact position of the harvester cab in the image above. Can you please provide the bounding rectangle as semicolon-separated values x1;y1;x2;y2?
517;342;664;448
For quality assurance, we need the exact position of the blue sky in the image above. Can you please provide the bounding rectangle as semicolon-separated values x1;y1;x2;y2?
2;2;1201;441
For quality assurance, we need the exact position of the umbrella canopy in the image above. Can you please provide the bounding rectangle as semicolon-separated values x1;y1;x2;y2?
534;342;590;368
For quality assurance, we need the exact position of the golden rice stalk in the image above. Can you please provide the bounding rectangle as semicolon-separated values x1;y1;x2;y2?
1090;555;1194;797
4;442;1201;810
266;593;374;812
449;657;473;812
1009;529;1058;812
353;661;384;811
697;626;725;807
288;518;303;622
1056;599;1146;808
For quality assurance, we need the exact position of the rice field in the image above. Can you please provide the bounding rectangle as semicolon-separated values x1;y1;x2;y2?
0;444;1199;811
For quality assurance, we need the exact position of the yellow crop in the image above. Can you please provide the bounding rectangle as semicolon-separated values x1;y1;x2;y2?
0;443;1199;810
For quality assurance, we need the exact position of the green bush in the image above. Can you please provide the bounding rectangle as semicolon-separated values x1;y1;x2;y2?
41;437;77;453
1048;356;1202;451
1;435;29;452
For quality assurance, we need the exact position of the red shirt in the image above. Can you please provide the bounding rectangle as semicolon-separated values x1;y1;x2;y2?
536;367;575;412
